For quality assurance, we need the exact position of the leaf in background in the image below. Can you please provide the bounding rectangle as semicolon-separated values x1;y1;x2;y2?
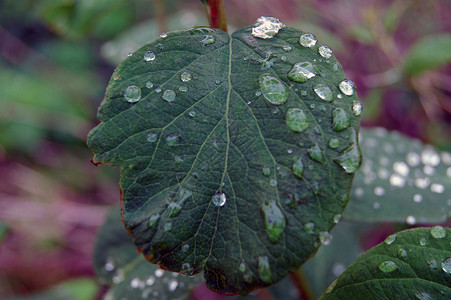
87;17;362;294
345;127;451;224
404;34;451;76
320;227;451;299
94;207;203;299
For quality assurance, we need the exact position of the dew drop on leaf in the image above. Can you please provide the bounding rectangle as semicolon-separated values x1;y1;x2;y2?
308;143;324;163
269;178;278;186
258;74;289;105
384;234;397;245
352;100;362;116
318;45;333;58
144;51;156;62
397;248;408;259
332;108;350;131
124;85;141;103
299;33;317;47
378;260;398;272
258;256;272;282
167;202;182;218
420;237;428;246
252;16;286;39
313;83;333;101
287;62;316;83
146;81;154;89
262;166;271;177
165;134;178;147
292;157;304;179
162;90;176;102
180;71;192;82
201;34;216;46
146;132;157;143
333;214;342;224
148;214;160;229
338;79;355;96
442;257;451;273
212;192;226;207
334;129;361;173
319;231;332;245
164;222;172;231
261;201;286;243
430;226;446;239
283;45;292;52
286;108;309;132
159;32;168;38
179;86;188;92
305;222;315;233
329;138;340;148
181;262;193;276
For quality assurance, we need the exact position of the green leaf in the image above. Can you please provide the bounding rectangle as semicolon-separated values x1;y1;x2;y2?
345;128;451;224
87;18;361;294
320;227;451;299
94;207;203;299
404;34;451;76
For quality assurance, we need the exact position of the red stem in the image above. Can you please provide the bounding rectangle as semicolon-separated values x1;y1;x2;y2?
206;0;228;32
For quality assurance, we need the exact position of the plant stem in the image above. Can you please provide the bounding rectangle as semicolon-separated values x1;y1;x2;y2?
290;269;315;300
155;0;168;33
201;0;228;32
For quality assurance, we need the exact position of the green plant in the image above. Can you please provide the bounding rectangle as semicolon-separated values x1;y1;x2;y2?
87;2;451;299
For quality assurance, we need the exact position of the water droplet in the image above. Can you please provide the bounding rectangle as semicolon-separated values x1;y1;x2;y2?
167;202;182;218
168;279;178;291
178;72;193;83
148;214;160;229
415;292;432;300
352;101;362;116
406;152;421;166
124;85;141;103
333;214;342;223
283;45;292;52
179;86;188;92
390;174;406;187
146;275;155;286
162;90;176;102
181;262;193;276
413;194;423;203
287;148;293;154
146;81;154;89
299;33;317;47
261;201;286;243
212;192;226;207
431;183;445;194
259;74;289;105
201;34;216;46
155;87;162;93
165;134;178;147
164;222;172;231
397;248;408;259
421;148;440;166
130;277;141;288
384;234;397;245
406;215;416;225
373;201;381;209
305;222;315;233
146;132;158;143
313;83;333;101
287;62;316;83
431;226;446;239
252;16;286;39
188;111;196;118
319;231;333;245
393;161;409;176
329;138;340;148
420;237;428;246
105;258;115;271
334;129;361;173
182;244;189;252
332;108;350;131
291;157;304;179
262;166;271;177
285;108;309;132
239;262;246;272
112;269;125;284
269;178;277;186
338;79;355;96
144;51;156;62
415;177;430;189
159;32;168;38
259;52;277;70
374;186;385;196
258;256;272;282
379;260;398;272
318;45;333;58
442;257;451;273
308;143;324;163
325;279;338;294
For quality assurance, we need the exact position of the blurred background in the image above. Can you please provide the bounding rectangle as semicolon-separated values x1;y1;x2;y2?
0;0;450;299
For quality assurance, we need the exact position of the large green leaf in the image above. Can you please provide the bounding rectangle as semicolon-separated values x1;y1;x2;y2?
345;128;451;223
94;207;203;299
87;17;362;294
320;227;451;299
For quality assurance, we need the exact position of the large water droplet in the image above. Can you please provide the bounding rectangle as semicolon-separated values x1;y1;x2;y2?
212;192;226;207
258;256;272;282
144;51;156;61
288;62;316;83
292;157;304;179
334;129;361;173
332;108;350;131
442;257;451;273
431;226;446;239
165;134;178;147
148;214;160;229
314;83;333;102
261;201;286;243
299;33;317;47
338;79;355;96
286;108;309;132
259;74;288;105
252;16;286;39
124;85;141;103
318;45;333;58
201;34;216;46
384;234;397;245
162;90;176;102
308;143;324;163
379;260;398;272
180;71;192;82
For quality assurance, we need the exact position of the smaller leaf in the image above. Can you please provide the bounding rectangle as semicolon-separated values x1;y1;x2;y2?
404;34;451;76
320;227;451;299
